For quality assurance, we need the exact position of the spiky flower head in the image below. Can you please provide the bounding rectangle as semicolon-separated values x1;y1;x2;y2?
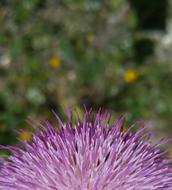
0;110;172;189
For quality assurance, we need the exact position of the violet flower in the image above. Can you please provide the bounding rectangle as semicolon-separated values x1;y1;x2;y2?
0;110;172;190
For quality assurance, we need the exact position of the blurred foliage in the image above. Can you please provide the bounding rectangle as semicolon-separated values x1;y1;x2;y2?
0;0;172;146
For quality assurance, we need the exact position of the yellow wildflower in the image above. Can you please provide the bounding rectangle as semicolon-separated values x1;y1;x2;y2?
19;131;32;141
169;151;172;158
123;127;127;132
86;33;95;43
124;69;139;83
50;56;61;69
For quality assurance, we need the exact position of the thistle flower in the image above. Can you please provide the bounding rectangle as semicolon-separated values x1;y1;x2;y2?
0;110;172;190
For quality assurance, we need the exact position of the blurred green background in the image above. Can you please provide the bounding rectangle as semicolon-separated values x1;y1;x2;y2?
0;0;172;147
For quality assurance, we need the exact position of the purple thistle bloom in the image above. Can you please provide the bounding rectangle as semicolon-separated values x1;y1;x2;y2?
0;110;172;190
